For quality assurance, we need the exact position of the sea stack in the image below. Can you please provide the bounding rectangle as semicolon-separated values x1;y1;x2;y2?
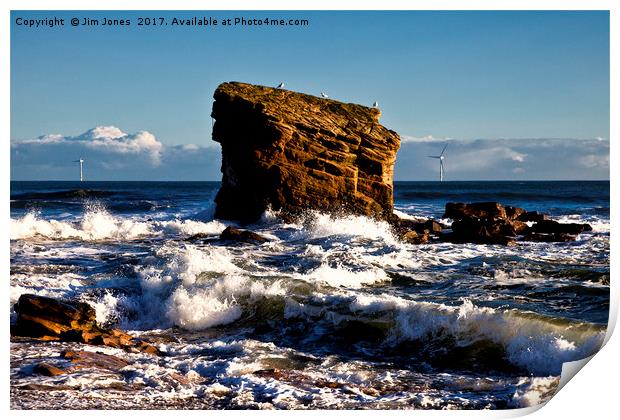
211;82;401;223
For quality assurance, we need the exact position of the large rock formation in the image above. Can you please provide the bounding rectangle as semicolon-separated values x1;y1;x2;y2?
211;82;400;223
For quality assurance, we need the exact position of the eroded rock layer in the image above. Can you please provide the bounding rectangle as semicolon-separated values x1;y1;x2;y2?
211;82;401;223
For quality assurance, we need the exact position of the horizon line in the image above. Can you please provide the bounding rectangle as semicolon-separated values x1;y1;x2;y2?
9;179;611;183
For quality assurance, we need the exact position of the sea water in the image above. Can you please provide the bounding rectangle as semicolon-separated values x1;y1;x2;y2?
9;181;609;409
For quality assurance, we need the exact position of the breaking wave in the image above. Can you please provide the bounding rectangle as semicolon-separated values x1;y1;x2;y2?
10;205;227;241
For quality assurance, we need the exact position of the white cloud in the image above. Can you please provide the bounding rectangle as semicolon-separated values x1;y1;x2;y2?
181;143;200;151
400;134;452;143
11;126;223;181
13;126;164;165
579;153;609;169
75;126;127;140
442;146;526;172
395;138;609;180
87;130;163;164
508;149;526;162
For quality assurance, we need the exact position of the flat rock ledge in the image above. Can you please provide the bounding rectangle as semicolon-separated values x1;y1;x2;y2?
211;81;400;223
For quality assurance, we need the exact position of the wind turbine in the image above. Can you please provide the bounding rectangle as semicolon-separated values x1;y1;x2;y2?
427;144;448;182
73;158;84;182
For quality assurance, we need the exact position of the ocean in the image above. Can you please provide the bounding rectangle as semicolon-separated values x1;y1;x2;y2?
9;180;610;409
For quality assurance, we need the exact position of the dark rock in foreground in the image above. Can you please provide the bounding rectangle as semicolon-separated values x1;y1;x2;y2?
13;294;160;355
211;82;400;223
443;202;592;245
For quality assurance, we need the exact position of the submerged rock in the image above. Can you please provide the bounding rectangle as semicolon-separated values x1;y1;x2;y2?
33;362;66;377
211;82;400;223
219;226;270;243
31;350;132;378
61;349;131;371
528;220;592;235
12;294;160;355
524;232;577;242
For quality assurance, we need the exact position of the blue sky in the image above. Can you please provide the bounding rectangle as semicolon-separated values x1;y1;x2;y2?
11;11;609;180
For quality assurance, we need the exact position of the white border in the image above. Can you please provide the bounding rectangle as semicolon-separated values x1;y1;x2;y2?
2;1;616;418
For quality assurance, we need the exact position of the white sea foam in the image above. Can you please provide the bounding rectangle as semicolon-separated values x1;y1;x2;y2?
304;263;388;288
510;376;559;407
297;211;397;243
11;207;152;240
9;273;85;305
160;219;227;236
85;291;121;325
166;274;288;330
10;207;227;241
132;244;289;330
167;286;243;330
392;209;425;222
556;214;610;233
347;294;604;375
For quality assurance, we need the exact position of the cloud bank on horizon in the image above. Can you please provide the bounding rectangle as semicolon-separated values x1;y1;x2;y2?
397;136;609;180
11;126;221;181
10;126;609;181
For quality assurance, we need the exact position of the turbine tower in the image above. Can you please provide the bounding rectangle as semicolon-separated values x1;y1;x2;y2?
74;158;84;182
427;144;448;182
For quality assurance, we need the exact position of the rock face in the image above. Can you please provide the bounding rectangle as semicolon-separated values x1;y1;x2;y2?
443;202;592;245
13;294;160;355
211;82;401;223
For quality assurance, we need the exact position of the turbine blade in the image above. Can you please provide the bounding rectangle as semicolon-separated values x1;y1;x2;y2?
427;156;441;159
440;143;448;156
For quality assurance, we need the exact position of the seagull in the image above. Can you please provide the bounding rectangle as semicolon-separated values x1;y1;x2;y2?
277;82;284;88
373;101;379;108
321;92;328;98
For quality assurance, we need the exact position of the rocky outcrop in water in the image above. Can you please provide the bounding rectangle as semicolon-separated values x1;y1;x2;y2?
211;82;400;223
389;216;444;244
443;202;592;245
219;226;270;243
13;294;159;355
